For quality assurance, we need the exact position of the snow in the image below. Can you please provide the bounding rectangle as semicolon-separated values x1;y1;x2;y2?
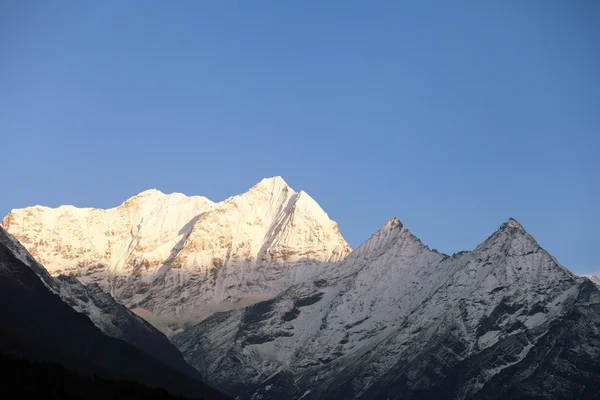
1;177;351;329
173;217;583;399
523;312;547;329
484;341;534;379
478;330;501;349
2;180;589;399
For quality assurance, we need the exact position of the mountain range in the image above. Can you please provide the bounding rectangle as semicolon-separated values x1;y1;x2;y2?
2;177;600;399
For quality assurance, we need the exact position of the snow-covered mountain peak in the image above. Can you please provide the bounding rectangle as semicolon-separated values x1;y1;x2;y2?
496;217;529;235
319;217;437;283
346;217;424;259
476;217;541;256
463;218;578;303
378;217;405;233
249;176;293;195
338;218;403;263
2;177;350;331
134;188;165;197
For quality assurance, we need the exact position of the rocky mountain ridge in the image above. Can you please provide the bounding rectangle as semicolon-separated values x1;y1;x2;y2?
172;218;600;399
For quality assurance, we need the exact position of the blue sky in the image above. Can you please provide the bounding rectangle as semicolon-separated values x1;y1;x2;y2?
1;1;598;274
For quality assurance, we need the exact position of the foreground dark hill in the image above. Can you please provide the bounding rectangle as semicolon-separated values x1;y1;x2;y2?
0;355;200;399
0;226;200;377
174;218;600;399
0;228;229;399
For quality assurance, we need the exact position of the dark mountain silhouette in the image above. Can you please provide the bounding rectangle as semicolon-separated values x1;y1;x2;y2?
0;229;230;399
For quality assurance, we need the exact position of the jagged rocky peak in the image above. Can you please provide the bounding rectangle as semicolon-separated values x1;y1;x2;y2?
339;217;403;260
503;217;524;229
250;175;292;193
477;217;544;256
350;217;430;257
385;216;402;228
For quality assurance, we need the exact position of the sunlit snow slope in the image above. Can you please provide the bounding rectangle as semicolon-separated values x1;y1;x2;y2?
2;177;350;332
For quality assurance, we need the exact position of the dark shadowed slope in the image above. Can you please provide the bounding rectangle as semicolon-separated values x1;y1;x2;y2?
0;226;203;379
0;354;201;399
0;229;230;399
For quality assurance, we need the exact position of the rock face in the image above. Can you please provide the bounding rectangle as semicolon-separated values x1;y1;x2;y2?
0;227;229;399
172;218;600;400
588;275;600;287
2;177;350;332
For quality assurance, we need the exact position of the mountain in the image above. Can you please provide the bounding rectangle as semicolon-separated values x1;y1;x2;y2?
172;218;600;399
2;177;350;333
0;227;229;399
0;226;202;378
0;355;208;399
6;177;598;398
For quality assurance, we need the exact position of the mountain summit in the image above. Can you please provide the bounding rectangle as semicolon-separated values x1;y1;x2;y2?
2;178;350;333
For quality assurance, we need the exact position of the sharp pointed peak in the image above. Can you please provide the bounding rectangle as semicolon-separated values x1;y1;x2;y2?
476;217;542;256
367;217;406;241
485;217;529;240
495;217;536;239
256;176;291;188
249;176;295;194
502;217;524;230
384;217;403;230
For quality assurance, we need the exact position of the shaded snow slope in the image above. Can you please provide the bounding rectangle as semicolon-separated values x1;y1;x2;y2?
173;218;600;400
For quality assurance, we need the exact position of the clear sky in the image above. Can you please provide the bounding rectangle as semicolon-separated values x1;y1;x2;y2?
1;1;598;274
